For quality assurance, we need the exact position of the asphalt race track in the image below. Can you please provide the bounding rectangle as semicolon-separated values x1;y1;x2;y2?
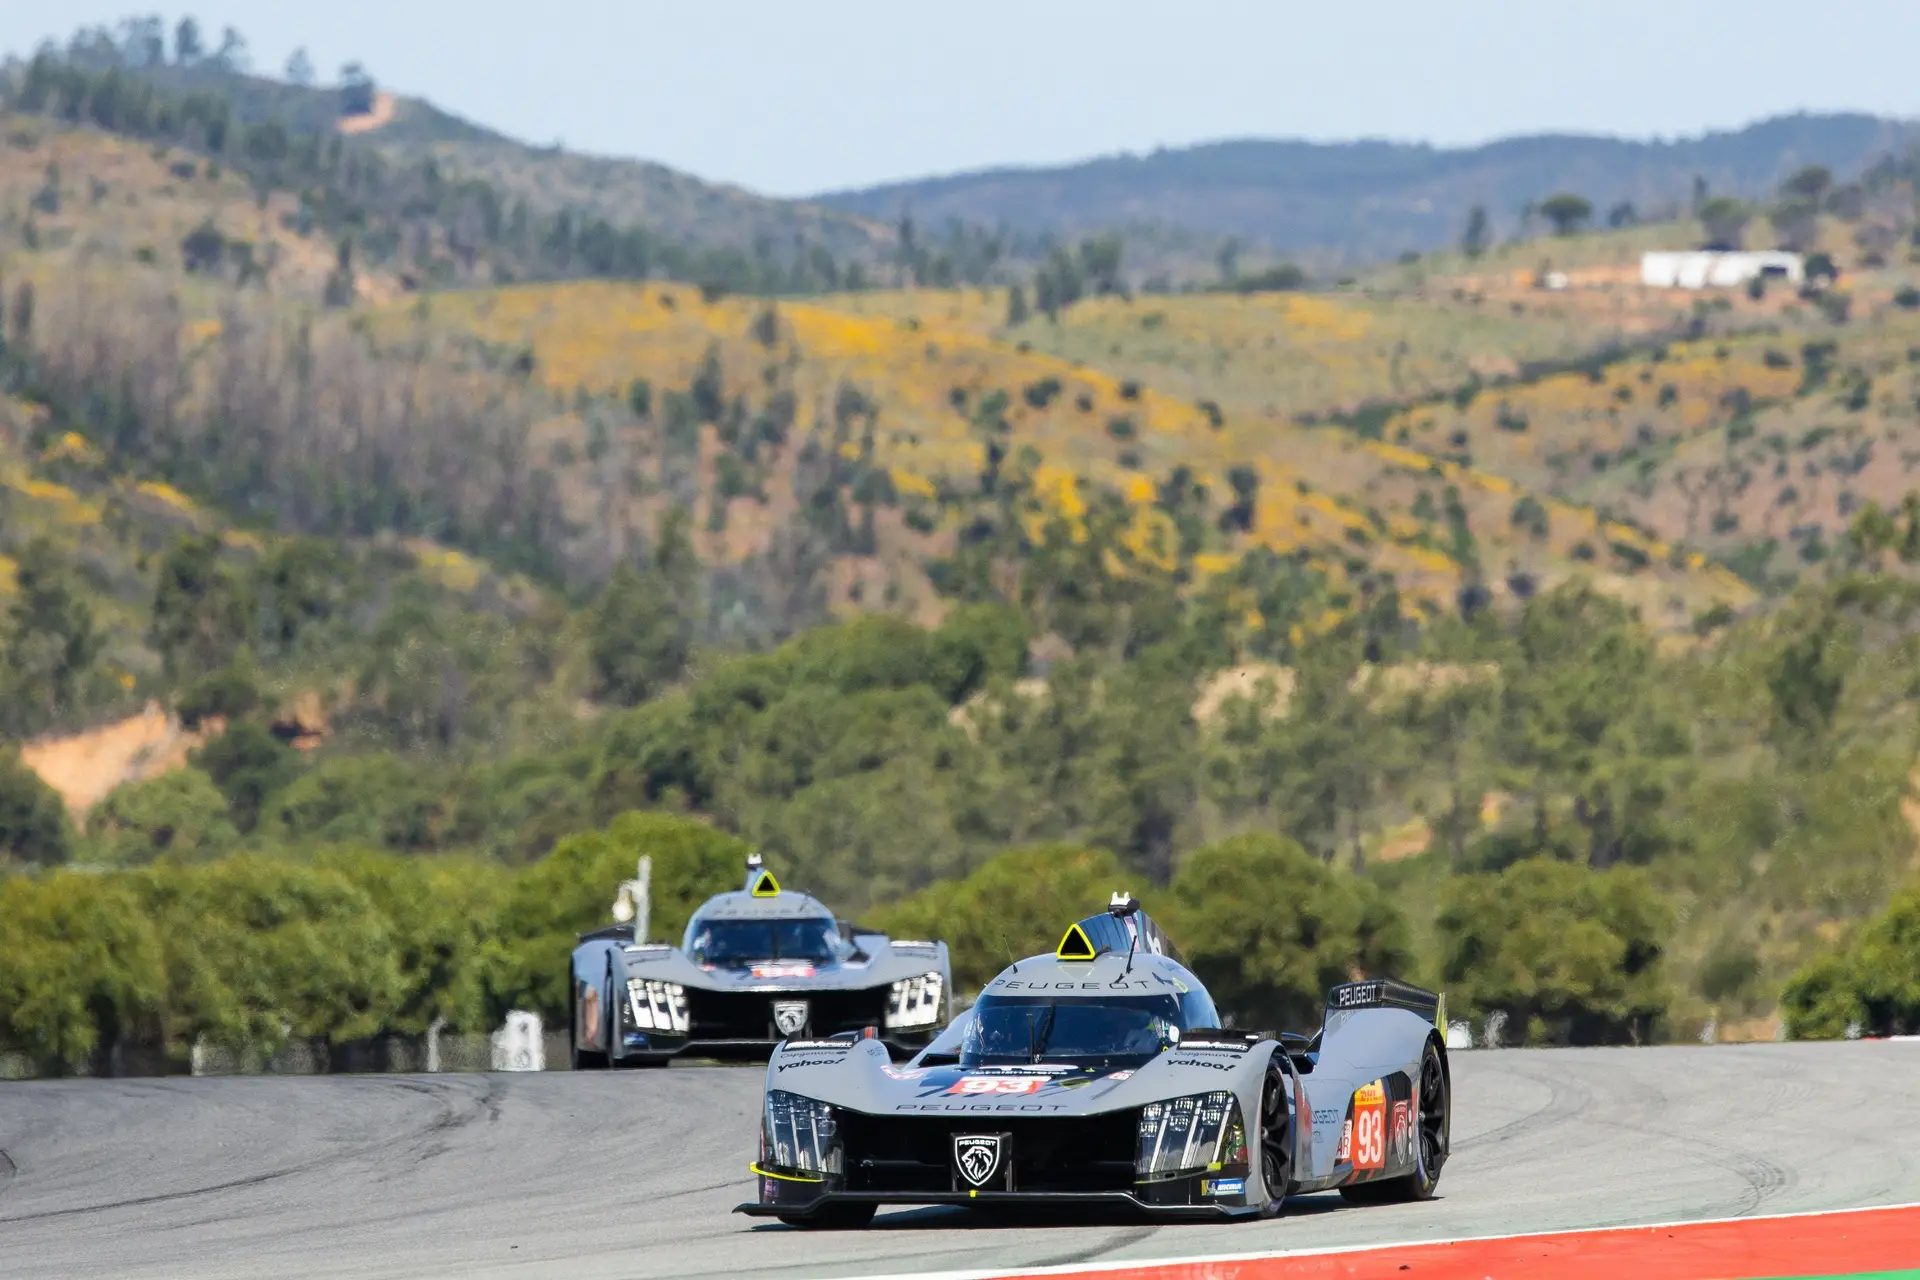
2;1041;1918;1280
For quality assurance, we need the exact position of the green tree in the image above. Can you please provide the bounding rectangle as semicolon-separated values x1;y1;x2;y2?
84;768;239;865
1078;235;1124;296
1489;582;1681;869
255;538;350;654
1769;198;1821;252
1781;165;1833;204
1765;606;1846;754
1160;833;1412;1032
0;871;166;1074
0;748;73;867
191;722;300;833
1437;858;1671;1045
1783;888;1920;1039
1005;284;1029;327
589;509;697;707
1698;196;1751;249
928;603;1029;705
1460;205;1490;257
136;854;403;1058
589;562;685;705
263;751;449;850
1538;192;1593;236
0;537;105;735
148;534;251;682
318;849;506;1034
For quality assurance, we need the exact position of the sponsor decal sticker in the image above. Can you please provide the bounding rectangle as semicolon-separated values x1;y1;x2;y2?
1336;1117;1353;1161
1105;1069;1134;1082
752;963;817;979
1352;1079;1387;1171
1200;1177;1245;1197
1333;981;1383;1009
882;1066;929;1080
947;1075;1047;1095
1390;1098;1413;1165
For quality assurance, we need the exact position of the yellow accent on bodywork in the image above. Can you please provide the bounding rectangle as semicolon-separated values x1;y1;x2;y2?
1056;922;1096;960
749;1162;822;1183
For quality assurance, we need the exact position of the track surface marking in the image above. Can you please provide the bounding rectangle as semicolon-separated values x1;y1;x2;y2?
1;1042;1917;1279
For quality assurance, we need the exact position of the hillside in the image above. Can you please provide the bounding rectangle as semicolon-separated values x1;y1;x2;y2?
815;113;1920;266
125;61;895;263
5;39;1920;1058
0;41;896;301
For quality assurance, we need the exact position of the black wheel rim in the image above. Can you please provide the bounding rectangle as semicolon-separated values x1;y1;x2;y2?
1260;1070;1291;1202
1417;1048;1447;1180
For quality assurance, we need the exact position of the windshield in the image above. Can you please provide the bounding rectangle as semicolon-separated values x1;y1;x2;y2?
686;917;845;968
960;994;1182;1067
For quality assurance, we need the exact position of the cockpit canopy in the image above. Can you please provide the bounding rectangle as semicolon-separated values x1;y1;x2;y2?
683;913;851;968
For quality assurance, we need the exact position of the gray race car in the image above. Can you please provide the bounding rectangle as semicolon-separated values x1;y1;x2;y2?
569;854;953;1067
736;893;1450;1226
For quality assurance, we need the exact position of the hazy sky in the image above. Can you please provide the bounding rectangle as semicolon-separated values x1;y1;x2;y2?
4;1;1917;196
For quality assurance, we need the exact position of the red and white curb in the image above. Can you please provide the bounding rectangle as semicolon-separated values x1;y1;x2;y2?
844;1199;1920;1280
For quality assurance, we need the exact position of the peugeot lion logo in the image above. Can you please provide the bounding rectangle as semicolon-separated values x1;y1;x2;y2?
953;1134;1004;1188
772;1001;809;1037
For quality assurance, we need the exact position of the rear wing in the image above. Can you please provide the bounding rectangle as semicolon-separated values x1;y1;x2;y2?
577;923;637;944
1325;977;1446;1032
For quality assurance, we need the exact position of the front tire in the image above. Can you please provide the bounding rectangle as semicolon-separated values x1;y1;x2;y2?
1340;1037;1448;1204
778;1202;876;1229
1255;1060;1294;1218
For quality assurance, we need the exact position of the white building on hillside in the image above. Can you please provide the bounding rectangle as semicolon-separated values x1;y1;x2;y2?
1642;250;1804;289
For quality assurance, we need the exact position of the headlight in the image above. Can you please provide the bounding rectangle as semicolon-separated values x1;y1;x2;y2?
625;978;689;1034
760;1090;843;1181
885;972;944;1029
1135;1091;1249;1182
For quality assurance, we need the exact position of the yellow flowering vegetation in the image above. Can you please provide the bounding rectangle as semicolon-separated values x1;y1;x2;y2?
401;280;1756;629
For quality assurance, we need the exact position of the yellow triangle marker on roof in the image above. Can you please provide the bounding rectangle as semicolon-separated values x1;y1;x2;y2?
752;869;781;897
1056;922;1097;961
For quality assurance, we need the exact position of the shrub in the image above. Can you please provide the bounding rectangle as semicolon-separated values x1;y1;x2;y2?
1436;858;1672;1045
0;871;166;1075
1782;888;1920;1038
85;769;239;865
0;748;74;867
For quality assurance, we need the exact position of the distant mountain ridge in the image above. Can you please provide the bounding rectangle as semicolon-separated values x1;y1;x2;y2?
811;112;1920;264
76;59;896;263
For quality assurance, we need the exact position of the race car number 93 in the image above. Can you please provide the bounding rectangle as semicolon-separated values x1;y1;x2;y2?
1353;1101;1386;1169
947;1076;1046;1095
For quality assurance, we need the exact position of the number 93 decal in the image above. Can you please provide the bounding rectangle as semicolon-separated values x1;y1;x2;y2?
946;1076;1047;1095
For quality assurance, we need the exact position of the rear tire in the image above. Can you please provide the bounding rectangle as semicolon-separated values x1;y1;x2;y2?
1340;1037;1448;1204
569;967;609;1071
1255;1060;1293;1218
778;1202;876;1229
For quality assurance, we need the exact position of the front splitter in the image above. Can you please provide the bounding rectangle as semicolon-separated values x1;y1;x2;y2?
735;1189;1253;1220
